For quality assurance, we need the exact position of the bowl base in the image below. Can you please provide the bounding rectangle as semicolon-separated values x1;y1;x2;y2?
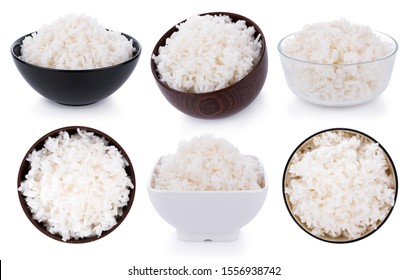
177;230;240;242
55;100;98;106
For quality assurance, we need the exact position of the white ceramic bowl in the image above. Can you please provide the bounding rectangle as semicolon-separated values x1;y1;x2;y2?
278;31;398;106
148;157;268;241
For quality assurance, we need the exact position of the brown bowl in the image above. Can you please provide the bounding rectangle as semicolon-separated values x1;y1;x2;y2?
283;128;398;243
151;12;268;119
17;126;136;243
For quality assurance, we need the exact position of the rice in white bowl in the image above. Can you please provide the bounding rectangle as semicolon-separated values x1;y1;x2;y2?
285;130;396;240
152;134;264;191
20;14;135;70
153;14;262;93
18;129;134;241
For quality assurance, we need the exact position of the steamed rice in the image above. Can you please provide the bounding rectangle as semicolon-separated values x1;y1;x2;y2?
20;14;135;70
282;19;392;64
285;130;396;240
18;129;134;241
153;14;262;93
279;19;396;104
152;134;264;191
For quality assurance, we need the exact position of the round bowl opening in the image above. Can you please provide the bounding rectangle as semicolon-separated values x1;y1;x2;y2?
17;126;136;243
283;128;398;243
278;30;398;66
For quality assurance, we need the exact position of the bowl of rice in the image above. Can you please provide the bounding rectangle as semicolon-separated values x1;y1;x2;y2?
148;135;267;241
283;128;397;243
151;12;268;119
17;126;136;243
11;14;142;106
278;19;398;106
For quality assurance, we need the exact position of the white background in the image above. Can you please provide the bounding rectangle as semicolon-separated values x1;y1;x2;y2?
0;0;405;279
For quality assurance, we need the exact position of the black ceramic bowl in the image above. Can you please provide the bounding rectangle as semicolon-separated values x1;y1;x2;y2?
11;33;141;106
17;126;136;243
151;12;268;119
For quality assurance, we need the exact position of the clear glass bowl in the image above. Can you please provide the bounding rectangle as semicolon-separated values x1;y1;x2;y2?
278;31;398;106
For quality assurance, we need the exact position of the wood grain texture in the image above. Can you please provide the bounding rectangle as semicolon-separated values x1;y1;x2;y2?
151;12;268;119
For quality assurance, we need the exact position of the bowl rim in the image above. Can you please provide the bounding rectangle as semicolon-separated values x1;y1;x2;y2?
277;30;398;66
17;125;136;243
148;155;268;193
282;127;398;244
11;31;142;72
150;11;267;96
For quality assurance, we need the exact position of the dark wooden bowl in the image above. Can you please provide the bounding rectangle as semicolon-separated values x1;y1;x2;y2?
283;128;398;243
151;12;268;119
17;126;136;243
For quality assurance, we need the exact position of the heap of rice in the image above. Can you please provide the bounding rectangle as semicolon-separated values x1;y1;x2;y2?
285;130;396;240
153;14;262;93
283;19;392;64
19;129;134;241
279;19;395;104
20;14;135;70
152;134;264;191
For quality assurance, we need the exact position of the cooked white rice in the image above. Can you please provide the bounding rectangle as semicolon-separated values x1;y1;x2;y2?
280;19;395;104
152;134;264;191
20;14;135;70
153;14;262;93
19;129;134;241
285;130;396;240
283;19;392;64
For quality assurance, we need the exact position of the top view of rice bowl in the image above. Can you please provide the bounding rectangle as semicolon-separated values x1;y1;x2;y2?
283;128;397;243
17;126;136;243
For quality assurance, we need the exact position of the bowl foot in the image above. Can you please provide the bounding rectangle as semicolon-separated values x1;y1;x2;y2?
177;230;240;242
55;101;98;106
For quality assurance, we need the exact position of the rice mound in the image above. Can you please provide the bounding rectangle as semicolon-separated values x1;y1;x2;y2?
19;129;134;241
280;19;395;104
20;14;135;70
153;14;262;93
285;130;396;240
152;134;264;191
283;19;392;64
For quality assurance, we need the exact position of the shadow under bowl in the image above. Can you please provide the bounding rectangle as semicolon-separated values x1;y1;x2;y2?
11;32;142;106
17;126;136;243
151;12;268;119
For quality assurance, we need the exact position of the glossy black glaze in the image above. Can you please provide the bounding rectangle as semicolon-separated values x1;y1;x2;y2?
11;33;141;106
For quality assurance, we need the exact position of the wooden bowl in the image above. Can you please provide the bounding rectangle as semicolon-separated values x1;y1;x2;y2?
17;126;136;243
151;12;268;119
283;128;398;243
